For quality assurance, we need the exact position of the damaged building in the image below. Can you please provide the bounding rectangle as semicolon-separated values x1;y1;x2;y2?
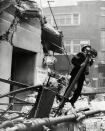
0;0;63;110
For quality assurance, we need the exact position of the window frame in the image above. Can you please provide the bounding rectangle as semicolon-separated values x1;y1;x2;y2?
100;29;105;51
45;12;80;26
64;39;90;55
100;7;105;16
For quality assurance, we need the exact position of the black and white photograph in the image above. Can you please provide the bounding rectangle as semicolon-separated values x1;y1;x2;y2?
0;0;105;130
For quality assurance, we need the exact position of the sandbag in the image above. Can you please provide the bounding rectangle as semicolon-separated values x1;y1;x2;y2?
41;23;63;54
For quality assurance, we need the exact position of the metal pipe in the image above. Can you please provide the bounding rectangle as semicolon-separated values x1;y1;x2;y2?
81;91;105;95
0;104;13;117
0;85;42;98
2;109;105;131
0;78;29;88
0;103;34;105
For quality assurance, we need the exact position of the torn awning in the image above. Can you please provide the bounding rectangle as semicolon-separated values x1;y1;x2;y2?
41;23;63;54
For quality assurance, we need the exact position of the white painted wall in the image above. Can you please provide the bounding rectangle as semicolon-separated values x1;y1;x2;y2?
0;41;13;109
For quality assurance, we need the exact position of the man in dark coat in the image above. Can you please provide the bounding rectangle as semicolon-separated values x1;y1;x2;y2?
64;45;94;107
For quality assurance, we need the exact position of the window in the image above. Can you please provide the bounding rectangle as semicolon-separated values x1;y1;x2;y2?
73;13;80;25
98;64;105;87
100;7;105;27
73;44;81;54
54;14;66;26
92;78;98;88
100;17;105;27
64;39;90;55
72;40;81;54
59;15;65;25
65;14;72;25
100;7;105;16
98;51;105;62
64;40;71;54
45;13;80;26
98;72;105;87
100;30;105;51
55;15;62;26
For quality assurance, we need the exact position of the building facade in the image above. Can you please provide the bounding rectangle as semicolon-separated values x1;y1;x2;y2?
43;0;105;89
0;1;45;109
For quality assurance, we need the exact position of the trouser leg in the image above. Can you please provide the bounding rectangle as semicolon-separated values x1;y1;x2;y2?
69;75;85;105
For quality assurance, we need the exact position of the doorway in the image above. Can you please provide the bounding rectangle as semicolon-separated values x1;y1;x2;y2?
11;47;36;110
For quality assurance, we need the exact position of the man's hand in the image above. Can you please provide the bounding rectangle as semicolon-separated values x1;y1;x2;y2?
81;62;85;67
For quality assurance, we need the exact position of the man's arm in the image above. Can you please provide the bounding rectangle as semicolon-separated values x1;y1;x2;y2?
71;52;86;66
